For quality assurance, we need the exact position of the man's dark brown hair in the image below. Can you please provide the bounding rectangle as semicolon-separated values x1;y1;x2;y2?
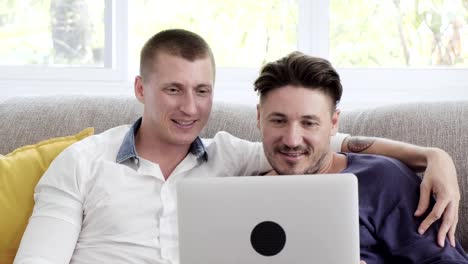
254;51;342;110
139;29;215;82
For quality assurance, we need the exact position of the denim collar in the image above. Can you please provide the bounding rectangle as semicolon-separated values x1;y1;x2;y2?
116;117;208;164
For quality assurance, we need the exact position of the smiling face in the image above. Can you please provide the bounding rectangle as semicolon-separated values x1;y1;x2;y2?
257;85;340;175
135;52;214;147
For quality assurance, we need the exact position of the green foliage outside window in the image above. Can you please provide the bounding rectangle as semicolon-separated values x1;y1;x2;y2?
0;0;103;66
0;0;466;67
330;0;468;67
129;0;298;67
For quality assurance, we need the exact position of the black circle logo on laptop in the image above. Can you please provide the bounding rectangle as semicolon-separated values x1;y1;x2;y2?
250;221;286;256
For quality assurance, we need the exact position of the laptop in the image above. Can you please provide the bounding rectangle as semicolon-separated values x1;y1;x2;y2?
177;173;360;264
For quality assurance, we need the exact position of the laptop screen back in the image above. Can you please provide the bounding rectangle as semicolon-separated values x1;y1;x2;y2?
177;173;360;264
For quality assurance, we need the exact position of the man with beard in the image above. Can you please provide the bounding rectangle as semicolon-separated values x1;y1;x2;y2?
254;51;468;263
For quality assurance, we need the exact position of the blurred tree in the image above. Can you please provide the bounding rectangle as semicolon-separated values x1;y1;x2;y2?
0;0;16;27
50;0;92;64
393;0;411;65
331;0;468;67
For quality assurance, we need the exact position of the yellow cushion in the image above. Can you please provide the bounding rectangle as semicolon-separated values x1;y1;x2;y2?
0;128;94;263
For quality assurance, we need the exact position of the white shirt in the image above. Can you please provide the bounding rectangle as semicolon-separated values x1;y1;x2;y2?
14;121;347;264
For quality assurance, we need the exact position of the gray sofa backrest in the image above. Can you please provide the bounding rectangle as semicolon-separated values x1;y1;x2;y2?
1;95;467;250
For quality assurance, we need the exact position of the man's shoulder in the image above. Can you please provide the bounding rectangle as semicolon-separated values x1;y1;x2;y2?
202;131;260;151
345;153;420;186
345;153;421;210
201;131;267;174
346;153;411;170
71;125;130;151
53;124;131;164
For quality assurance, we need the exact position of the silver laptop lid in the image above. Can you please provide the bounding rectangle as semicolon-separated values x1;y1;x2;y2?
177;173;360;264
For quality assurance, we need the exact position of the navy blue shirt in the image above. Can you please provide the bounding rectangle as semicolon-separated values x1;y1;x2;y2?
342;153;468;264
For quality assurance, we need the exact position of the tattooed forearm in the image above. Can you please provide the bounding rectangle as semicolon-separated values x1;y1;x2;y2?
347;136;376;153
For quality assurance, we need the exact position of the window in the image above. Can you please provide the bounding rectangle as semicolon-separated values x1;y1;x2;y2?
0;0;126;82
129;0;298;68
1;0;467;109
330;0;468;67
0;0;105;66
327;0;468;109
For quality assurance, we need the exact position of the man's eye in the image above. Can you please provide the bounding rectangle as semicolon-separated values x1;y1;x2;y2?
165;87;180;94
197;88;211;96
271;119;285;124
303;121;318;127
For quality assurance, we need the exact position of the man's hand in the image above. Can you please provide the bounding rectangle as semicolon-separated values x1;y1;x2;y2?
415;148;460;248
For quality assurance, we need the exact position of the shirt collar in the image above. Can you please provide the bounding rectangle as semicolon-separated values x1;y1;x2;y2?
116;117;208;164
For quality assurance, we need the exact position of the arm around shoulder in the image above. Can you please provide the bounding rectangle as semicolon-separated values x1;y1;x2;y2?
342;135;461;247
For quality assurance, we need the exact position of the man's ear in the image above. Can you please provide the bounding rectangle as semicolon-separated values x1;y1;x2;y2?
134;76;145;104
256;103;261;130
331;109;341;136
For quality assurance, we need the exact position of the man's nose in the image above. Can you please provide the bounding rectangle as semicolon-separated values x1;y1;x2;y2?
282;124;303;148
180;91;197;115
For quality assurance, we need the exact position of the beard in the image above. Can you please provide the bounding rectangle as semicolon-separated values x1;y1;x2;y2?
268;144;329;176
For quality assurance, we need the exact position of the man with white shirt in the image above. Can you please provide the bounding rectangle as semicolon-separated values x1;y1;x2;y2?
15;29;460;263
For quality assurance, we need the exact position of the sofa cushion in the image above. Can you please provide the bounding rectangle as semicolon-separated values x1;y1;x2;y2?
0;127;94;263
0;95;142;155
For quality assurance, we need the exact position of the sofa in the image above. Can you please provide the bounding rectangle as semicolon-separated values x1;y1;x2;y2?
1;95;467;252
